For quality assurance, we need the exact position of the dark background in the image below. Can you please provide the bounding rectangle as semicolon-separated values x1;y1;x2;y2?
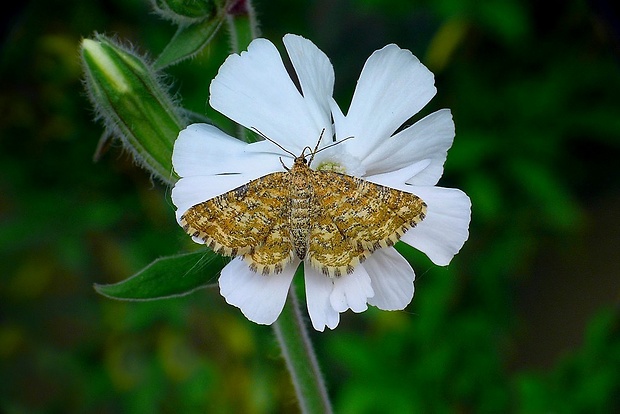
1;0;619;412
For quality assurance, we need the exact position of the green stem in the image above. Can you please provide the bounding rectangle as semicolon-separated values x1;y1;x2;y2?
225;0;260;53
273;284;333;414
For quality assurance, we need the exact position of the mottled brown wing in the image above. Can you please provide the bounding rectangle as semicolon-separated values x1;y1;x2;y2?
306;211;368;277
242;212;294;275
180;172;291;263
307;171;427;277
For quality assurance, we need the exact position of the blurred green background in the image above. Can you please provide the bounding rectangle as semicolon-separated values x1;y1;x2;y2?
2;0;620;412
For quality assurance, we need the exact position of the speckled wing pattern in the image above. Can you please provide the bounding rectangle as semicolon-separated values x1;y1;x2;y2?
180;173;294;274
307;171;427;277
180;163;427;277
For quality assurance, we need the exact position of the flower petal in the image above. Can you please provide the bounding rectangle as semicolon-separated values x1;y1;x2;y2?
172;123;282;178
365;161;431;189
209;37;330;153
359;109;455;184
283;34;334;141
335;44;436;160
364;248;415;310
304;266;340;331
219;257;298;325
399;186;471;266
329;265;374;313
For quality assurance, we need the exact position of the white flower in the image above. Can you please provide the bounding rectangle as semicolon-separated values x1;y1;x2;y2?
172;34;471;331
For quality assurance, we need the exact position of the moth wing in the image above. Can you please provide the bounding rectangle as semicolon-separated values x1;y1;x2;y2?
307;171;426;276
181;172;290;259
242;211;294;275
306;209;367;277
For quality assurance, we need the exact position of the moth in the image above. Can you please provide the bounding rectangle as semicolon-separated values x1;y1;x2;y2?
180;131;427;277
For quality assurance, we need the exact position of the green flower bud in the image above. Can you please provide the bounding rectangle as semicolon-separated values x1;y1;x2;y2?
151;0;216;25
81;34;185;184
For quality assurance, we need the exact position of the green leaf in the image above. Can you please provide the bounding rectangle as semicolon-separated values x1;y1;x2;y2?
94;250;228;301
154;14;225;70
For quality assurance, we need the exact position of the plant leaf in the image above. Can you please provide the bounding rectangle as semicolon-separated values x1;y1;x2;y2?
154;15;225;70
94;250;228;301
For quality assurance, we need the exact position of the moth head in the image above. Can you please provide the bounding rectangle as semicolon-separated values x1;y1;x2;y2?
293;156;308;166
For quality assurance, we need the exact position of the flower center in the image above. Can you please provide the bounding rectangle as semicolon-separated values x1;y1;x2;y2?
316;161;347;174
313;146;366;177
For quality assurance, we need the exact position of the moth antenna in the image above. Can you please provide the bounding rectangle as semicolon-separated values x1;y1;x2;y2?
251;127;297;158
307;134;355;166
307;129;326;165
279;157;289;171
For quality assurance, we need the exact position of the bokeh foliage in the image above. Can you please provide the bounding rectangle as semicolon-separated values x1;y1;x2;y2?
1;0;620;412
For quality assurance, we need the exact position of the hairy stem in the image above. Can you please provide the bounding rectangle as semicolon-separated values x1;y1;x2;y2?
273;284;333;414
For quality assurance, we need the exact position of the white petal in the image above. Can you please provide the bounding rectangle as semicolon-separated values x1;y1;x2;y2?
172;124;283;178
219;257;297;325
337;44;436;160
329;266;374;313
283;34;334;140
364;248;415;310
400;186;471;266
209;37;330;154
304;266;340;331
329;97;346;134
365;161;431;188
360;109;455;184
